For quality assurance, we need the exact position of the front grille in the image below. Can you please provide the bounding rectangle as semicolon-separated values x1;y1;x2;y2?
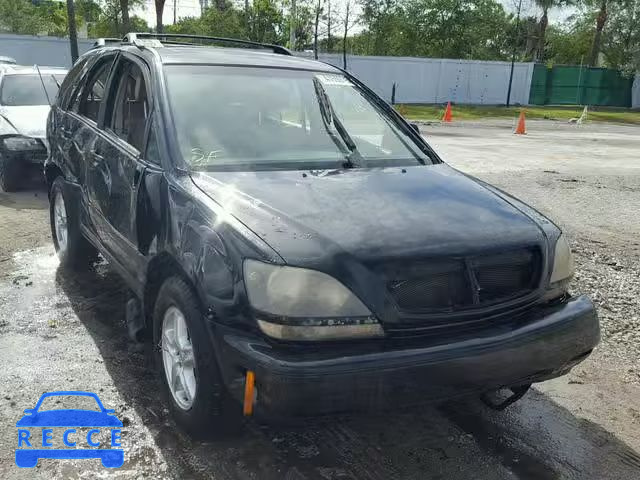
386;248;541;314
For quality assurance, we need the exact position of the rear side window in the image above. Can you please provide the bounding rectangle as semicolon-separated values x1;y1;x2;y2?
75;58;113;123
106;59;150;152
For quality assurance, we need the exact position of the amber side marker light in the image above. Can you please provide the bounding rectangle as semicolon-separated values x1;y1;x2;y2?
243;370;256;416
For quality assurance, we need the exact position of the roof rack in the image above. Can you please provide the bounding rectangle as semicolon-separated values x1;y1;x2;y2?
122;32;292;56
93;38;122;49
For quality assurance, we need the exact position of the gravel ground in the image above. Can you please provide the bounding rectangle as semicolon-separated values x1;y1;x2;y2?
0;120;639;479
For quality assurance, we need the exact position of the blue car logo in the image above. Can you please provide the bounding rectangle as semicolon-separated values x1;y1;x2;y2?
15;391;123;468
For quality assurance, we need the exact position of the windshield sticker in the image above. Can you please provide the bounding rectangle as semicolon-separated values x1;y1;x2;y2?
191;148;221;164
314;74;353;86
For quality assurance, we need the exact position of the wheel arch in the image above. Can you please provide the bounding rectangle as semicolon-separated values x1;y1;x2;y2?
143;252;206;338
44;163;64;194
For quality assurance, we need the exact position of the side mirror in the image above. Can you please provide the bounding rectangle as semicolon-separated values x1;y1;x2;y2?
23;409;35;415
410;123;420;134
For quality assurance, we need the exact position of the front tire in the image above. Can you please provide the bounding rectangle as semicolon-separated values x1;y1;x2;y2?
153;276;241;439
0;154;20;192
49;176;97;270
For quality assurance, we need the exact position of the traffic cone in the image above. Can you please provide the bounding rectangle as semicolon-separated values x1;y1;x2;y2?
514;110;526;134
442;102;453;122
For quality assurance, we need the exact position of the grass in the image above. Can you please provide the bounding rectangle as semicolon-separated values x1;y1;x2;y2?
394;104;640;125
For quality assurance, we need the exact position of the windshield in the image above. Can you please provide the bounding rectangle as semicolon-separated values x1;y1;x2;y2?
164;66;430;171
0;74;65;106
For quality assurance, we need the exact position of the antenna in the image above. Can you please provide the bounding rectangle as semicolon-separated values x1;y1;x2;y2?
34;64;52;106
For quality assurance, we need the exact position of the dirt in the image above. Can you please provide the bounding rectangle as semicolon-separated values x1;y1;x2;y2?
0;120;639;479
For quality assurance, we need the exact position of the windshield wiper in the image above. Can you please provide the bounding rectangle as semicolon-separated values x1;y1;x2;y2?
312;77;365;168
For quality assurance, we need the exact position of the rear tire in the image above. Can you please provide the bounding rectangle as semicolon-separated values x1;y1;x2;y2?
49;176;98;270
153;276;242;439
0;154;20;192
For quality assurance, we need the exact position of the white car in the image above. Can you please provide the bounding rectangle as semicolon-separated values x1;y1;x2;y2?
0;66;67;191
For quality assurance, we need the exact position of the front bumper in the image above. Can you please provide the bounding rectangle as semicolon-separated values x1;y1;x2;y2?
214;295;599;416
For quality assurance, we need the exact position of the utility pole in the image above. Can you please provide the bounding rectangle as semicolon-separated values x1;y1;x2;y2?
289;0;296;51
65;0;79;64
173;0;177;24
506;0;523;107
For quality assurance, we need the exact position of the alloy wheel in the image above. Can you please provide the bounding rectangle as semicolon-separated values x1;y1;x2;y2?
161;306;197;410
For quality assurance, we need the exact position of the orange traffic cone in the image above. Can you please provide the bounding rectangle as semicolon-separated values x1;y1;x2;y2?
514;110;526;134
442;102;453;122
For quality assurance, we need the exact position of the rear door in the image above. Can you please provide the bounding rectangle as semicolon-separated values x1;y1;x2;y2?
61;53;117;191
88;53;153;279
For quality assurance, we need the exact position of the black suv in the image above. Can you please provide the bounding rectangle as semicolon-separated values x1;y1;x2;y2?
46;33;599;437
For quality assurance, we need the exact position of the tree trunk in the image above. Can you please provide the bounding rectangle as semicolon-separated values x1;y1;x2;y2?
155;0;165;33
535;8;548;62
327;0;331;51
313;0;320;59
588;0;608;67
342;3;349;69
120;0;130;35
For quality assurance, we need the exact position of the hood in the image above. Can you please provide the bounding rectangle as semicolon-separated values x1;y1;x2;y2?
0;105;50;138
190;164;547;265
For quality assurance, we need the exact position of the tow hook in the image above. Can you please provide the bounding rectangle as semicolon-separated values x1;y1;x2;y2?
480;384;531;411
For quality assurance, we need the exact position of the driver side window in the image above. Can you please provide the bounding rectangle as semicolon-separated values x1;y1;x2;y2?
74;57;113;122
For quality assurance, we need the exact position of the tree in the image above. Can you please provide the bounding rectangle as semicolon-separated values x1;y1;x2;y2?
600;0;640;72
545;21;592;64
248;0;283;43
120;0;130;33
312;0;324;58
584;0;626;66
340;0;357;68
326;0;333;50
155;0;166;33
0;0;47;34
532;0;573;61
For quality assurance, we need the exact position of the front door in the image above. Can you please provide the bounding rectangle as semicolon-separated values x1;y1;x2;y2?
89;55;151;273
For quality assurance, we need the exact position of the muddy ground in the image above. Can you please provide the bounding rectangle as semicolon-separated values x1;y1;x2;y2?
0;120;639;479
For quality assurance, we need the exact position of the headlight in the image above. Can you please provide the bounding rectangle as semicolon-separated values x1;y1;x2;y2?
550;234;575;284
243;259;383;341
3;136;42;151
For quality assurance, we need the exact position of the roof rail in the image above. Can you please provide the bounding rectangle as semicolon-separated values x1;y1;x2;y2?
93;38;122;49
122;32;292;56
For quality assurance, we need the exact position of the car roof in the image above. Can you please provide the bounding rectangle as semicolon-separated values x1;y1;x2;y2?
156;46;339;71
92;44;340;73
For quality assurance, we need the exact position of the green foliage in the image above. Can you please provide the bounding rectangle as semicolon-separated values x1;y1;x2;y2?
0;0;50;35
168;0;284;44
0;0;638;72
87;0;148;37
356;0;516;60
544;20;593;65
600;0;640;73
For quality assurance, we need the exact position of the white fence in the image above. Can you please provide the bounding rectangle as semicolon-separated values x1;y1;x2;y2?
303;53;535;105
0;34;535;105
0;34;94;69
